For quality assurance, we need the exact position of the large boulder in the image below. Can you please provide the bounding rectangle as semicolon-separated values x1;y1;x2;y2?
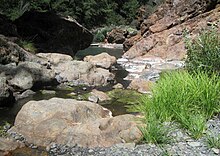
84;53;116;69
123;0;220;60
14;11;93;56
9;98;141;147
0;14;17;36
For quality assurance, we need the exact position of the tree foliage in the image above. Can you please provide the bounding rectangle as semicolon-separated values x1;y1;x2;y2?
0;0;156;28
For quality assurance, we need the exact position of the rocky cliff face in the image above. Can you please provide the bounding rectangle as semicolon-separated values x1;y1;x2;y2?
123;0;220;60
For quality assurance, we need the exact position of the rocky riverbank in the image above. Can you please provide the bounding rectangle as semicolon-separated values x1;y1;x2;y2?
47;114;220;156
3;116;220;155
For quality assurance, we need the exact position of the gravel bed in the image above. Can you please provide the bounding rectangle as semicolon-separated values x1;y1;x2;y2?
46;116;220;156
6;116;220;156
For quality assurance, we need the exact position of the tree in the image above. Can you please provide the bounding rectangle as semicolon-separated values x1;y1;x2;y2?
0;0;157;28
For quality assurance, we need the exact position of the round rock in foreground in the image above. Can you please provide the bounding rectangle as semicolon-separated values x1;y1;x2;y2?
9;98;142;148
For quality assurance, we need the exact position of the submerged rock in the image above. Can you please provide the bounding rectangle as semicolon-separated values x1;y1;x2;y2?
40;90;56;95
107;89;142;105
113;83;124;89
90;89;111;102
15;90;36;100
9;98;141;148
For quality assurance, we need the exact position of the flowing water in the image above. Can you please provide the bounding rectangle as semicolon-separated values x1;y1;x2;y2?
75;44;124;59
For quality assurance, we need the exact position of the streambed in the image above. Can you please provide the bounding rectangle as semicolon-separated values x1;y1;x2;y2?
0;44;141;155
0;44;131;125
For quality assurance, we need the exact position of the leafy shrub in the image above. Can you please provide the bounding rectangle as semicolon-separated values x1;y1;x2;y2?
185;28;220;74
135;71;220;140
9;0;30;20
93;25;137;43
93;26;114;42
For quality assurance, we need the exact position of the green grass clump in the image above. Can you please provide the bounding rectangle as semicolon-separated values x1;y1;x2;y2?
135;71;220;142
206;134;220;149
185;27;220;74
0;122;10;137
18;40;37;53
140;115;170;144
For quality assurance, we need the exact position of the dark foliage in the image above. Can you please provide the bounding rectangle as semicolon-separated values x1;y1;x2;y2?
0;0;157;28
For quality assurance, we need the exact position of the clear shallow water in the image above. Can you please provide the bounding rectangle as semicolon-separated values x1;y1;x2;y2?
75;45;124;59
0;86;132;126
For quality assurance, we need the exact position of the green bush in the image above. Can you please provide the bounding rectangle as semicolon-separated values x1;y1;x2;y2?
93;26;114;42
185;28;220;74
135;71;220;141
6;0;30;21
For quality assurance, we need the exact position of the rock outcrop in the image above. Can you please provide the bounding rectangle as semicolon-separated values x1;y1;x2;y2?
14;11;93;56
54;60;115;86
9;98;142;148
123;0;220;60
107;28;127;44
0;35;56;106
37;53;115;86
106;28;138;44
128;79;153;94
